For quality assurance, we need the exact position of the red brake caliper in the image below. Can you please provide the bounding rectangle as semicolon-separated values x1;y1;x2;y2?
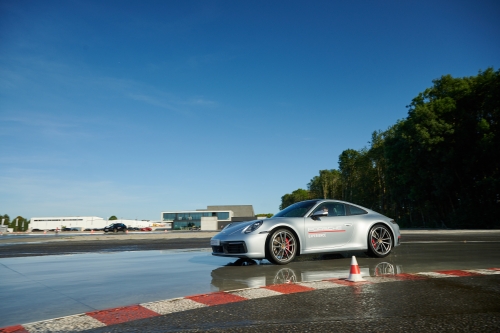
285;237;290;254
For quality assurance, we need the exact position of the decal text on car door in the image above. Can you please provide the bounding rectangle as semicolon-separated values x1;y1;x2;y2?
308;226;345;237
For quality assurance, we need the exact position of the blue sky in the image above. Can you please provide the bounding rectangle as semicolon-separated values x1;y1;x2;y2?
1;0;499;220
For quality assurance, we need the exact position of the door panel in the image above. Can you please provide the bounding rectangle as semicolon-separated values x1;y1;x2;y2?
304;216;355;250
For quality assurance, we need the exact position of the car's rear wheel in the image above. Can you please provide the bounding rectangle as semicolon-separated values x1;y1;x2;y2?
366;224;393;258
266;229;297;265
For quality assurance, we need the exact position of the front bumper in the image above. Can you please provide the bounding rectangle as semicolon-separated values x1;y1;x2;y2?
211;231;268;259
212;241;248;255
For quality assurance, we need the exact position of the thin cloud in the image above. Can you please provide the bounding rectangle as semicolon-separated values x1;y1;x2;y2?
128;93;189;115
183;98;218;107
0;112;96;139
2;55;218;118
0;173;164;218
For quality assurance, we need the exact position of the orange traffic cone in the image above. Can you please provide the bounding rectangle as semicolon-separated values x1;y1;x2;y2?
43;230;47;234
346;256;366;282
126;229;128;234
91;230;94;234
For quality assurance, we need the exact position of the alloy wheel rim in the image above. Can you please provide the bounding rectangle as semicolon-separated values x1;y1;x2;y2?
370;227;392;255
271;230;296;262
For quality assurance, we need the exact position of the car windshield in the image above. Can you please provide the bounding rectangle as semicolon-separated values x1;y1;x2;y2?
274;200;320;218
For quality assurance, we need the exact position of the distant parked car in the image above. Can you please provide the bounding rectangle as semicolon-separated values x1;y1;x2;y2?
140;227;152;231
31;229;43;232
84;228;91;231
104;223;128;233
127;227;140;231
62;228;72;231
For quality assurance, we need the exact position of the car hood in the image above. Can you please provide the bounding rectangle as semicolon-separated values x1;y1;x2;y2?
219;220;261;235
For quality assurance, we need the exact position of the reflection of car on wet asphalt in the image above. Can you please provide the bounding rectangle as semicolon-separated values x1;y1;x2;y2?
210;258;403;291
104;223;128;233
211;199;401;265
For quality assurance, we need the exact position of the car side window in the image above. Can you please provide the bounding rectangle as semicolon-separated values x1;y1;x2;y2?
313;203;346;217
347;205;368;215
330;203;346;216
313;203;330;216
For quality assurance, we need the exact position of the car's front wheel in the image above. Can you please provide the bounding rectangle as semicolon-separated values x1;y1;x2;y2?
266;229;297;265
367;224;393;258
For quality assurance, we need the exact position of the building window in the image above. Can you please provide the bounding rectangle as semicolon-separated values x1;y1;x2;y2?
163;213;176;221
217;212;230;220
172;221;200;230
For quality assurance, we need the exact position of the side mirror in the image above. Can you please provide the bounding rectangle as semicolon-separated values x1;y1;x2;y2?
311;210;328;220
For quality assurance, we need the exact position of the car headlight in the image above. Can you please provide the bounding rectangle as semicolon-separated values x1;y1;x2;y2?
243;221;263;234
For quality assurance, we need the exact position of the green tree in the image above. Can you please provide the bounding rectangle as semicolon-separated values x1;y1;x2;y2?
384;68;500;227
279;188;310;210
109;216;118;220
6;216;29;231
368;131;389;212
308;169;342;199
1;214;10;229
278;68;500;228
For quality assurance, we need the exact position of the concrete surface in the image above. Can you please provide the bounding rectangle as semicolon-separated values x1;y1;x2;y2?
1;230;499;332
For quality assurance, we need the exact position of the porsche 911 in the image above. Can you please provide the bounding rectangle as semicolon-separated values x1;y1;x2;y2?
210;199;401;265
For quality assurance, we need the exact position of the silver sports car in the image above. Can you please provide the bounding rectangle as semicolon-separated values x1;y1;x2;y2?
210;199;401;265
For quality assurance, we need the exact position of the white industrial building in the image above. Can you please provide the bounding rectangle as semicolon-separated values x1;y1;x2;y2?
27;205;255;231
29;217;165;231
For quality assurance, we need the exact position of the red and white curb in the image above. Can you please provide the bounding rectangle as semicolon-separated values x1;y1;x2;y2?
2;267;499;333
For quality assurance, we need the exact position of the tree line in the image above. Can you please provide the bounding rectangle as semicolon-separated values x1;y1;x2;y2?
1;214;30;231
280;68;499;228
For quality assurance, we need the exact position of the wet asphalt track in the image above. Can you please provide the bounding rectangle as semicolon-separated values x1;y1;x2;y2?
1;229;499;258
88;275;500;333
1;230;499;332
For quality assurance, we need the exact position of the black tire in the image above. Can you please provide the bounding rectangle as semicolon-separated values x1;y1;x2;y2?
366;224;393;258
266;229;297;265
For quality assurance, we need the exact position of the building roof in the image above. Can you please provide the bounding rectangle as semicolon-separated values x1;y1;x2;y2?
204;205;255;217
